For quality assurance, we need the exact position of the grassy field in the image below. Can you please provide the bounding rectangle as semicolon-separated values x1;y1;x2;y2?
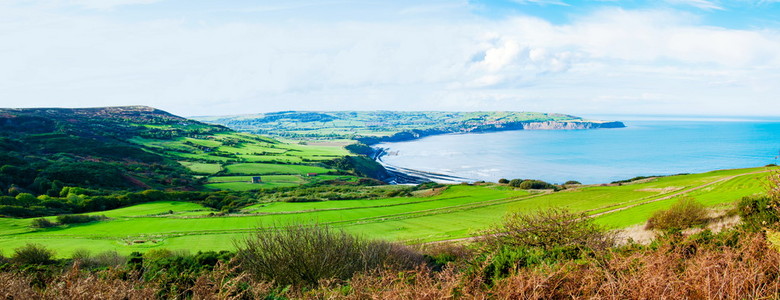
178;161;223;174
130;132;352;190
0;167;769;257
205;175;308;190
223;163;333;175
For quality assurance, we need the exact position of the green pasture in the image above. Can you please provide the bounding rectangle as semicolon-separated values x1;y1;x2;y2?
131;131;351;189
224;163;333;175
179;161;222;174
0;167;769;257
205;175;307;191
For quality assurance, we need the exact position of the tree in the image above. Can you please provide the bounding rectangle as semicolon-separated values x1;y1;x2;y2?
508;179;524;187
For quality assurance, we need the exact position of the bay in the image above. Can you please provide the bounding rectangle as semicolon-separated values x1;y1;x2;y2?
375;117;780;184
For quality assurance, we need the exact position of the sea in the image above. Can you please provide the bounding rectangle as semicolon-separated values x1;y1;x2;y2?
375;116;780;184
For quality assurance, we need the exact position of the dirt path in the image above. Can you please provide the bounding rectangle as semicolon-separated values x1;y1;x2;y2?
588;169;768;218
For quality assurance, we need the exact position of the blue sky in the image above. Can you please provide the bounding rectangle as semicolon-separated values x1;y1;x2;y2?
1;0;779;117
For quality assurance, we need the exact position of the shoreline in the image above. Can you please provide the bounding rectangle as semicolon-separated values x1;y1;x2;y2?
368;122;626;185
373;147;475;184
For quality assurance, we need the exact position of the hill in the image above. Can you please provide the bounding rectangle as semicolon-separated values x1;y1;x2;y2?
0;106;375;198
194;111;625;143
0;106;222;195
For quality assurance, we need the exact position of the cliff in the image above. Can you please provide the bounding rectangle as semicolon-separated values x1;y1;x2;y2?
358;120;625;145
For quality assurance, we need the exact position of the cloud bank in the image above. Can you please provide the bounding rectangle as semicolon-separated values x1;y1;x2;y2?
0;0;779;117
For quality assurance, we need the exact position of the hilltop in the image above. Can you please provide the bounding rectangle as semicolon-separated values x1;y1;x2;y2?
194;111;625;144
0;106;222;194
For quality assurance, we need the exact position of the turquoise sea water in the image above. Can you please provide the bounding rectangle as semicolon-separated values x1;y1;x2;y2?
376;118;780;184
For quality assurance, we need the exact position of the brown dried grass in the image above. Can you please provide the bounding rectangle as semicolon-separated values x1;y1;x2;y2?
326;231;780;299
2;231;779;299
0;267;155;300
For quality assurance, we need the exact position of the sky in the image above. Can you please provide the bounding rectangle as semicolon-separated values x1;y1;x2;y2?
1;0;780;117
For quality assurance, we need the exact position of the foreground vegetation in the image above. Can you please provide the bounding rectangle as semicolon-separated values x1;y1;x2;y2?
1;174;779;299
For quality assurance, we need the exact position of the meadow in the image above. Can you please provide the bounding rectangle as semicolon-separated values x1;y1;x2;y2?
0;167;768;257
130;132;351;190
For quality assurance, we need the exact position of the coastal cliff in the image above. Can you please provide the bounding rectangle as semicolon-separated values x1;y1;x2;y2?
358;120;626;145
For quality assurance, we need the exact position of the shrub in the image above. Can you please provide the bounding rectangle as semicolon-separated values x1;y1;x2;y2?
767;168;780;203
71;248;91;263
72;249;126;269
645;197;708;231
565;180;581;185
13;243;55;265
498;178;509;184
56;214;107;224
508;179;524;187
236;223;424;287
517;180;557;190
418;243;475;271
735;171;780;231
30;218;57;228
737;195;780;231
483;208;614;252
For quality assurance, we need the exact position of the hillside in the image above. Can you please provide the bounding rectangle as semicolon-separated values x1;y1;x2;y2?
194;111;625;143
0;106;373;198
0;106;221;194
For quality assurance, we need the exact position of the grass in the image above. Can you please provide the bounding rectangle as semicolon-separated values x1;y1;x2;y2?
130;132;351;190
0;167;769;257
223;163;333;175
205;175;307;190
84;201;213;218
179;161;222;174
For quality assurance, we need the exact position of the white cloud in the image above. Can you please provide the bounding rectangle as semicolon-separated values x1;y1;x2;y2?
510;0;570;6
0;2;778;116
15;0;163;10
665;0;724;10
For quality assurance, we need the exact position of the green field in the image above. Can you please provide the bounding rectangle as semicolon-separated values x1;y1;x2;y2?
223;163;333;175
0;167;769;257
129;132;352;190
205;175;307;190
178;161;223;174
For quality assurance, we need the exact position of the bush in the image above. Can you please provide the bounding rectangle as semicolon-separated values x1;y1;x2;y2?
419;242;475;271
56;214;107;224
508;179;524;187
498;178;509;184
735;170;780;231
737;195;780;231
477;208;614;284
645;197;708;231
565;180;581;185
13;243;55;265
236;223;424;287
30;218;57;228
72;249;126;269
517;180;557;190
483;208;614;252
